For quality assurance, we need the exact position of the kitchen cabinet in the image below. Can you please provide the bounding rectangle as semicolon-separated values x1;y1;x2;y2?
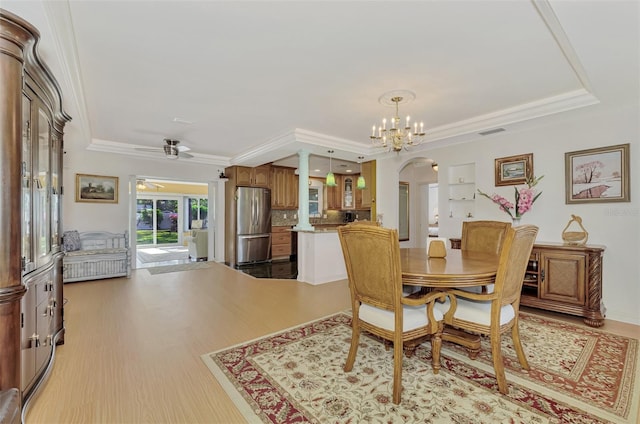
1;10;69;413
521;243;605;327
228;165;271;188
326;173;371;211
342;176;355;209
326;175;342;210
224;164;272;266
360;161;375;212
270;166;298;210
354;180;363;210
271;226;293;260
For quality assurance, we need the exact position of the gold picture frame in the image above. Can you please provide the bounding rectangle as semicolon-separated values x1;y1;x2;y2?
494;153;533;186
565;143;630;204
75;173;119;203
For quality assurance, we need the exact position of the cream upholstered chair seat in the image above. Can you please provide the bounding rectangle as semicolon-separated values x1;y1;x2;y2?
338;223;446;404
358;303;444;332
434;225;538;395
435;297;514;327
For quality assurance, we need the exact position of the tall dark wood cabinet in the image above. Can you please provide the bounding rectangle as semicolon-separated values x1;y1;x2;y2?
0;9;71;417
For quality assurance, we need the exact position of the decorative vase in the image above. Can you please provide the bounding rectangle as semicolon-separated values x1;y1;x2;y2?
512;217;521;226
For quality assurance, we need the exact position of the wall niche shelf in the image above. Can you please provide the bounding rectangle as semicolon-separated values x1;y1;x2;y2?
448;163;476;218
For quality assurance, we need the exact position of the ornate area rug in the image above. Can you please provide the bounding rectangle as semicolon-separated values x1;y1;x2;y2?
145;262;210;275
202;312;639;423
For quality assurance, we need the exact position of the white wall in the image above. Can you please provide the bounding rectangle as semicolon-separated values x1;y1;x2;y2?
377;102;639;325
62;147;227;261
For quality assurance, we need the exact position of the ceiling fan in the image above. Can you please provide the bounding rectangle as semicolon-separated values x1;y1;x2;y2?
136;179;165;190
135;138;194;160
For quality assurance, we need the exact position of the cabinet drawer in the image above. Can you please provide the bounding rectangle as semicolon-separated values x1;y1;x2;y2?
272;232;290;245
272;244;291;257
272;226;291;233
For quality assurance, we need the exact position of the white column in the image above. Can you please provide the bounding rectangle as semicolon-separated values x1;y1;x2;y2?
294;149;314;231
213;179;227;262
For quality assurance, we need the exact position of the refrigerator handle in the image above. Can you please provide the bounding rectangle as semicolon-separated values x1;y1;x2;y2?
252;192;257;227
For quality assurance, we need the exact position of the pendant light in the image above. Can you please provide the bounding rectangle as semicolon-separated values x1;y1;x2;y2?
356;156;366;189
326;150;337;187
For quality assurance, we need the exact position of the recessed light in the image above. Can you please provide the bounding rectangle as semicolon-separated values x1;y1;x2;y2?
172;117;193;125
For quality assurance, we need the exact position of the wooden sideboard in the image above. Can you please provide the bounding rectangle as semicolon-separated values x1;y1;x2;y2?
449;239;605;327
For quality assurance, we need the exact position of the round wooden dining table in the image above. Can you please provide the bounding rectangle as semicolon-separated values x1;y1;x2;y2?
399;247;500;357
400;248;499;288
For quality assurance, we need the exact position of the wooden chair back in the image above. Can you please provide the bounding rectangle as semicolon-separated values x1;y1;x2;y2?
493;225;539;306
337;225;402;312
461;220;511;254
346;220;380;226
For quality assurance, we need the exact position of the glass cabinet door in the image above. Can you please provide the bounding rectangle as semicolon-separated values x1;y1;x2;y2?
51;134;61;248
22;94;33;273
35;107;51;265
343;177;354;209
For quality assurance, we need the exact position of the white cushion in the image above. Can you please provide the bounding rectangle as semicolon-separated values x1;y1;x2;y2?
64;247;128;257
359;303;443;332
62;230;81;252
433;297;514;327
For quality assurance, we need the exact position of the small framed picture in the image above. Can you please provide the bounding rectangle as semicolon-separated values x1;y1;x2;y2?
565;143;630;204
494;153;533;186
75;173;119;203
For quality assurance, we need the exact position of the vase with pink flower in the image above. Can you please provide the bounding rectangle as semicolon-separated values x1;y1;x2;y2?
477;176;543;225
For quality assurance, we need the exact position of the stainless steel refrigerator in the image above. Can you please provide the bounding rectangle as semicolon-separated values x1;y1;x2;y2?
236;187;272;264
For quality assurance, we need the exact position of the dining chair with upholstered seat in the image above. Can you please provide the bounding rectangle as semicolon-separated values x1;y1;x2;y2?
348;220;380;226
337;224;446;404
461;220;511;254
435;224;538;394
460;220;511;294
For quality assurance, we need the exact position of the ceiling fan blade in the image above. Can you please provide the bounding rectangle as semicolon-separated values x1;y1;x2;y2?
177;145;191;152
180;152;194;158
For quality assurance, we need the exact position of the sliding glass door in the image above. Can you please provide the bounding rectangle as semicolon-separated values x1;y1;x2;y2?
188;197;208;229
136;196;181;245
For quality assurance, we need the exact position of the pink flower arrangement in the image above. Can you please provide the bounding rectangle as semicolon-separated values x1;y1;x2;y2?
478;176;543;219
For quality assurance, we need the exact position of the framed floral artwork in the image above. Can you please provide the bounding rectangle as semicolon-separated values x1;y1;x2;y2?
565;143;630;204
75;173;119;203
494;153;533;186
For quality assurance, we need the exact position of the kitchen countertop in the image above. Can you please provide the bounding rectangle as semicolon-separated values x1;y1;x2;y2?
294;223;345;233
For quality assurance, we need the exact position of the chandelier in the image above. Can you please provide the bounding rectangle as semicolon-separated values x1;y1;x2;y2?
370;90;425;152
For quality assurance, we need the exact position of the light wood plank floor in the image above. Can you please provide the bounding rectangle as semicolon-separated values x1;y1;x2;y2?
25;262;639;423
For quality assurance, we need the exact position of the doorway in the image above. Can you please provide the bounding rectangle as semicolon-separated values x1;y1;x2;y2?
398;159;438;248
136;197;181;246
134;178;209;268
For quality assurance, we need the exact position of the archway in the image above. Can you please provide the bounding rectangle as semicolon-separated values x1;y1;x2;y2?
398;158;438;248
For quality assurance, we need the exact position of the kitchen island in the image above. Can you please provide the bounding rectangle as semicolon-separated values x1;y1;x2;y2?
296;226;347;285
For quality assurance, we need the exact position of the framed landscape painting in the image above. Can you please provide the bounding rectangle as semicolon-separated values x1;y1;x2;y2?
494;153;533;186
565;143;630;204
75;173;119;203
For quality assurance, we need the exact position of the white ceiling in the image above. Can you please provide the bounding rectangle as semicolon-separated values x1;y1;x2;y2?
3;1;638;174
